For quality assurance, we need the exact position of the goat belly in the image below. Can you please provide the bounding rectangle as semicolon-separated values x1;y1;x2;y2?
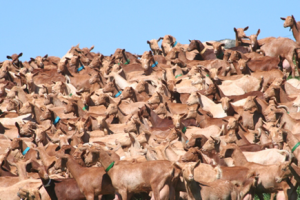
110;161;173;193
113;168;152;192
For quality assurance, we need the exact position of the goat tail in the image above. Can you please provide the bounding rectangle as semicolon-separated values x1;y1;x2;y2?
278;149;293;161
214;165;222;179
65;75;70;84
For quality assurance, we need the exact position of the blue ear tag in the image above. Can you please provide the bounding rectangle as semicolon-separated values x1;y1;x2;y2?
151;61;158;68
77;65;85;72
53;116;60;125
22;147;30;155
186;140;189;144
173;41;178;47
115;91;122;98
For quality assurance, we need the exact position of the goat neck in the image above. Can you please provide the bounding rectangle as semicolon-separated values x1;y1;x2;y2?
97;146;115;172
225;145;249;166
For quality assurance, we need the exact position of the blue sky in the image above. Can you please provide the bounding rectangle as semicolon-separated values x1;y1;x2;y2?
1;1;300;61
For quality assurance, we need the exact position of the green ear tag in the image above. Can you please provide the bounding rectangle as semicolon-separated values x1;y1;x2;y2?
105;161;115;172
182;126;187;133
293;54;297;66
124;59;130;65
175;74;183;79
82;105;88;111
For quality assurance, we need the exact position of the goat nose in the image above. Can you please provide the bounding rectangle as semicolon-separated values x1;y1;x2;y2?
263;93;268;98
275;177;282;183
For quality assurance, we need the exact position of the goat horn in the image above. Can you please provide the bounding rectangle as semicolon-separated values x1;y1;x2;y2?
257;128;262;137
277;105;289;113
25;159;32;165
45;133;60;143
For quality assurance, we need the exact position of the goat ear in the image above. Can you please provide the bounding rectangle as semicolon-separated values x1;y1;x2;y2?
279;122;286;129
180;113;188;119
203;68;210;74
222;119;228;123
175;79;182;85
234;27;237;33
173;161;183;169
193;160;201;169
89;45;94;52
33;72;39;77
280;17;286;21
244;26;249;31
85;116;92;126
206;42;213;46
147;40;150;44
90;116;96;120
195;147;202;155
44;125;52;132
158;37;163;42
256;29;260;36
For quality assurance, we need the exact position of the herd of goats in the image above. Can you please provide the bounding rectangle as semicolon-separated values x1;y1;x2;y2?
0;15;300;200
